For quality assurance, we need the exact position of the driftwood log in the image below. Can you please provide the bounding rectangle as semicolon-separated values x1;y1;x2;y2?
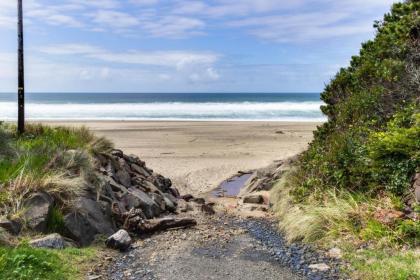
137;217;197;233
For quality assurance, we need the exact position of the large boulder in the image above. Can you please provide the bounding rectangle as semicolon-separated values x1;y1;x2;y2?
63;212;97;246
121;188;161;218
63;198;116;246
29;233;71;249
76;198;115;235
23;192;54;233
105;229;132;251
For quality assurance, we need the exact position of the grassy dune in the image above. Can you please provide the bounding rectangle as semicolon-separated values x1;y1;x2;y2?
0;123;112;279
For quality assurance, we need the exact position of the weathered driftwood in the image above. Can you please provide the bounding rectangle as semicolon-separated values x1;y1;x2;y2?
137;217;197;233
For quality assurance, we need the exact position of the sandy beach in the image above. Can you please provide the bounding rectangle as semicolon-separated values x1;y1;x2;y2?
44;121;319;195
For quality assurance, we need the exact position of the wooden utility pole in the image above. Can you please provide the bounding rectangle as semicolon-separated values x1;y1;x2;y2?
17;0;25;134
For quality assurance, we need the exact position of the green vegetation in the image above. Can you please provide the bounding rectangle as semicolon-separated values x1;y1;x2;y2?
345;248;418;280
0;123;113;278
271;1;420;279
0;245;98;280
0;123;112;219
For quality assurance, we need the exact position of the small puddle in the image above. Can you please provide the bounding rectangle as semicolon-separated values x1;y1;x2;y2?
211;173;252;198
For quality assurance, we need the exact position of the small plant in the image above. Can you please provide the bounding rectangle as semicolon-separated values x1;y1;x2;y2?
46;206;65;234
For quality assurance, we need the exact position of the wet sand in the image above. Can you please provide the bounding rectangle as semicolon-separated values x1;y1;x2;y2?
44;121;319;195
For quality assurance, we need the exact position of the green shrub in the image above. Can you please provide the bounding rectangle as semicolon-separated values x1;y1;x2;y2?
291;0;420;198
368;109;420;194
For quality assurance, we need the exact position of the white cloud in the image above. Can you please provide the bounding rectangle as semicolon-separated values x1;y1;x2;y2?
130;0;160;6
90;10;140;29
39;44;104;55
39;44;220;69
0;0;399;42
140;16;205;38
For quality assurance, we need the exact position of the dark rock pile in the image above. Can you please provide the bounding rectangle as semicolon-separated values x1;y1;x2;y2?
0;149;199;248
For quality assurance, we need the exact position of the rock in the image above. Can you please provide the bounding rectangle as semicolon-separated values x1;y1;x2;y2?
111;149;124;158
63;212;97;246
124;154;144;166
115;169;132;187
243;194;264;204
75;198;116;235
63;198;115;246
131;164;151;178
327;247;342;259
201;203;215;215
122;188;161;218
106;176;128;194
29;233;69;249
308;263;330;271
181;194;194;202
162;193;177;212
152;175;171;192
23;192;54;233
137;217;197;233
105;229;132;251
191;197;206;205
0;218;21;235
177;199;192;213
169;187;181;198
0;227;13;246
151;193;166;211
413;173;420;203
139;179;162;194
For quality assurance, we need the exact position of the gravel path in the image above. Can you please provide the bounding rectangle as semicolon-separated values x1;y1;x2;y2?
106;214;343;280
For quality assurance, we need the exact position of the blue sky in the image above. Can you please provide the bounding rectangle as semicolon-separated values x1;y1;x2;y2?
0;0;397;93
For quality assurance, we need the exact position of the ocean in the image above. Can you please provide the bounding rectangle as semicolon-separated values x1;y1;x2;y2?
0;92;325;121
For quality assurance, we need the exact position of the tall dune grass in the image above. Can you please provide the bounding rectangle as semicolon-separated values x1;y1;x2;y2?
0;123;113;218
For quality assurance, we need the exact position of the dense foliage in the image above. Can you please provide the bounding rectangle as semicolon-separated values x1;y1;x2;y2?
293;0;420;199
271;3;420;278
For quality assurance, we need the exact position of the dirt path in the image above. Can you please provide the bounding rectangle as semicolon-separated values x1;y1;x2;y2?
103;211;342;280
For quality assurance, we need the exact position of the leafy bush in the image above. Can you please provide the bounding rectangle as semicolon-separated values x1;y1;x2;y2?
292;0;420;198
368;108;420;194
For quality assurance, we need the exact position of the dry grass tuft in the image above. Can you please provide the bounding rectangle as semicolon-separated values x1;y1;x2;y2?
271;170;365;244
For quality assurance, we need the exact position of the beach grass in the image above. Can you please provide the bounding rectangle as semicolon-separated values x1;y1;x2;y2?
0;123;113;218
0;245;98;280
0;123;114;279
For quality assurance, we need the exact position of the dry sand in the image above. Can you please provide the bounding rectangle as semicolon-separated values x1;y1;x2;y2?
45;121;319;195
